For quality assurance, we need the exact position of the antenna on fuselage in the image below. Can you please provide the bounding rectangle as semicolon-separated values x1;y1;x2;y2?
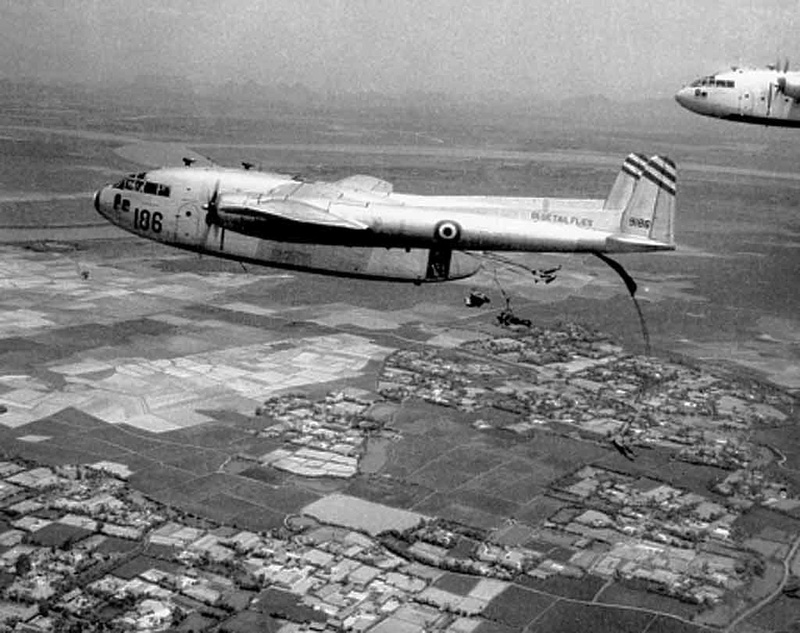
182;157;196;167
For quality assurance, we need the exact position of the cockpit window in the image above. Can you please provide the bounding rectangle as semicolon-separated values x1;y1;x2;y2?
690;77;734;88
111;175;170;197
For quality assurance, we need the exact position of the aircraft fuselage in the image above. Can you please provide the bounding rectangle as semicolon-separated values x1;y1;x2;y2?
675;67;800;127
93;169;483;283
94;156;675;283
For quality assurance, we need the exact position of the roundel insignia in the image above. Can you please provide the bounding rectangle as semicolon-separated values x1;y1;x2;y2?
434;220;461;243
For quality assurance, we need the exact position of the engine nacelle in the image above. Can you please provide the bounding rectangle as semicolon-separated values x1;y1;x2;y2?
777;75;800;100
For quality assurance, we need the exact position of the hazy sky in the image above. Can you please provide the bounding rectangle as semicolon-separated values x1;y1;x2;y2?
1;0;799;99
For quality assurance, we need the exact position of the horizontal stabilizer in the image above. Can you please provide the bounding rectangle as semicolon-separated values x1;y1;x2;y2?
218;196;368;230
335;175;394;194
606;235;675;252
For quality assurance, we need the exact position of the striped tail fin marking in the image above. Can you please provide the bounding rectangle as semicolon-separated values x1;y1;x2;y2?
619;155;676;246
603;153;648;211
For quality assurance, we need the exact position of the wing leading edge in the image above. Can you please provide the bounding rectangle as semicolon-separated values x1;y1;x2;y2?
217;195;368;230
335;175;393;194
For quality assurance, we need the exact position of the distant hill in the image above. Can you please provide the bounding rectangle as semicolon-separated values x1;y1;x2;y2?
0;76;676;121
0;77;766;146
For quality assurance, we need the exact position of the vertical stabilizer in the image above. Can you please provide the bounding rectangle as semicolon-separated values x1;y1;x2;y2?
603;153;648;211
618;155;676;246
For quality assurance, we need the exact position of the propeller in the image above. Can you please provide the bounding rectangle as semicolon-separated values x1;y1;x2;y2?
768;58;790;115
200;180;223;247
768;80;776;115
203;180;221;226
775;58;790;93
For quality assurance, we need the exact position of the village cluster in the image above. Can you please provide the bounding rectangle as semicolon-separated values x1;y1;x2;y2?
379;324;791;470
0;459;510;632
1;451;796;632
0;324;798;631
255;391;377;479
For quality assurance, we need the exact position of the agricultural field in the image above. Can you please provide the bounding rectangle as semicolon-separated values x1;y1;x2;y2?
481;585;556;629
529;601;667;633
596;581;700;621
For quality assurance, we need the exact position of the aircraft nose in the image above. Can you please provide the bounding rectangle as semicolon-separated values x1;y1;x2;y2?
674;86;701;113
93;186;112;220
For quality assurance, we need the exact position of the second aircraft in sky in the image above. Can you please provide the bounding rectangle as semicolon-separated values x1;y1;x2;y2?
676;62;800;127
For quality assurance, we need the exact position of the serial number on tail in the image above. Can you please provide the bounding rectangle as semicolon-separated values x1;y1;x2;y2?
628;217;652;230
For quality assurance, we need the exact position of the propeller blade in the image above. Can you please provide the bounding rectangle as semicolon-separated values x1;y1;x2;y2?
784;58;790;73
203;180;221;226
199;180;222;246
767;82;773;115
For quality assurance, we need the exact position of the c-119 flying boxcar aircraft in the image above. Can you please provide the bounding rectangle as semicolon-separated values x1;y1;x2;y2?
93;153;676;284
675;62;800;127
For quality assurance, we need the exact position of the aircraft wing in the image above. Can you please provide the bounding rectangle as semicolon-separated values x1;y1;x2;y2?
218;195;368;230
335;175;393;194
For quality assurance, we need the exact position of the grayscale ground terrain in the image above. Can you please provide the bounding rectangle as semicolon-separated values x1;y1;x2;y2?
0;82;798;632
